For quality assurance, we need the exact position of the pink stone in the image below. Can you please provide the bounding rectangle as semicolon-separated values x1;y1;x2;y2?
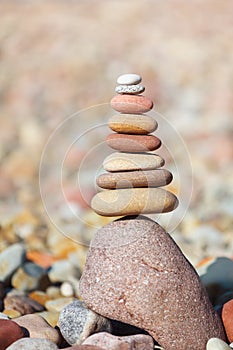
83;332;154;350
106;134;161;152
110;95;153;114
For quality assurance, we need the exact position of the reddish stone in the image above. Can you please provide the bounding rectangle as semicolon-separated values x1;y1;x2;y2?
0;319;25;350
106;134;161;153
110;95;153;114
222;298;233;342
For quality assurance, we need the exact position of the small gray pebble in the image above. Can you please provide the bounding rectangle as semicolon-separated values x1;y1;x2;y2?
59;300;112;345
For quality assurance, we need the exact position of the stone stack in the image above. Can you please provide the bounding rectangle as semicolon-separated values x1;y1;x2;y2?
91;73;178;217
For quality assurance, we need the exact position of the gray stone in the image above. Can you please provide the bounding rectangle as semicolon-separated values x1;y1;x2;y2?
80;216;226;350
59;300;112;345
0;243;25;282
0;312;9;320
5;338;58;350
200;257;233;303
48;260;80;283
83;332;154;350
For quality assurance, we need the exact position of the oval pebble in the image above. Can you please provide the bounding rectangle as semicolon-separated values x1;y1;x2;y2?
206;338;231;350
91;188;178;216
117;73;141;85
110;95;153;114
108;114;157;134
96;169;172;189
106;134;161;152
103;152;165;172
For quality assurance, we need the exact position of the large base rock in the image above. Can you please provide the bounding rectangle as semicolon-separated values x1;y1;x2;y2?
80;216;226;350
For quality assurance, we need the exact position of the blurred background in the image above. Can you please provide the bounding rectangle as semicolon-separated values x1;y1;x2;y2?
0;0;232;268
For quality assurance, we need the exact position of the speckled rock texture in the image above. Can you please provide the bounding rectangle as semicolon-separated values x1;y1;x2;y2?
80;216;226;350
59;300;112;345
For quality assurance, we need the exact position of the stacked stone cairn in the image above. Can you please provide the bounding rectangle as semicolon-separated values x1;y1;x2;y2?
91;73;178;217
80;74;226;350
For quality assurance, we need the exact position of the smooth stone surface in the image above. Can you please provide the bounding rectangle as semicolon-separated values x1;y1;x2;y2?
117;74;141;85
110;95;153;114
96;169;172;189
91;188;178;216
5;338;58;350
0;243;25;282
83;332;154;350
4;295;44;315
115;85;145;95
14;314;62;345
106;134;161;152
38;311;60;328
200;257;233;303
45;297;74;312
0;319;25;350
206;338;231;350
48;260;80;283
108;114;157;134
222;299;233;342
59;300;112;345
103;152;165;172
80;216;226;350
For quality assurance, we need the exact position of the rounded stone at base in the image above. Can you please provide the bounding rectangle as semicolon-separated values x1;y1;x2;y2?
91;188;178;216
79;216;226;350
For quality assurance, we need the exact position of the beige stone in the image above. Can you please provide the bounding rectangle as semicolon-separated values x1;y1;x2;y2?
108;114;157;134
103;152;165;172
91;188;178;216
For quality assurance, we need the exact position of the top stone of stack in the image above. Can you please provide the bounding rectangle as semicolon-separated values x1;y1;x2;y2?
116;73;142;85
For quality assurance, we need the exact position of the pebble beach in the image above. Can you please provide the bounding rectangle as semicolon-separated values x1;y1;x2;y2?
0;1;233;349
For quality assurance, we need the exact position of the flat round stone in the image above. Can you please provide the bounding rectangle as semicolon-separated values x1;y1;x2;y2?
106;134;161;152
108;114;157;134
91;188;178;216
103;152;165;172
117;74;141;85
115;85;145;95
110;95;153;114
96;169;172;189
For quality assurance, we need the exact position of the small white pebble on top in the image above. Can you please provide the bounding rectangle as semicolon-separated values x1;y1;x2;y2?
117;73;142;85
